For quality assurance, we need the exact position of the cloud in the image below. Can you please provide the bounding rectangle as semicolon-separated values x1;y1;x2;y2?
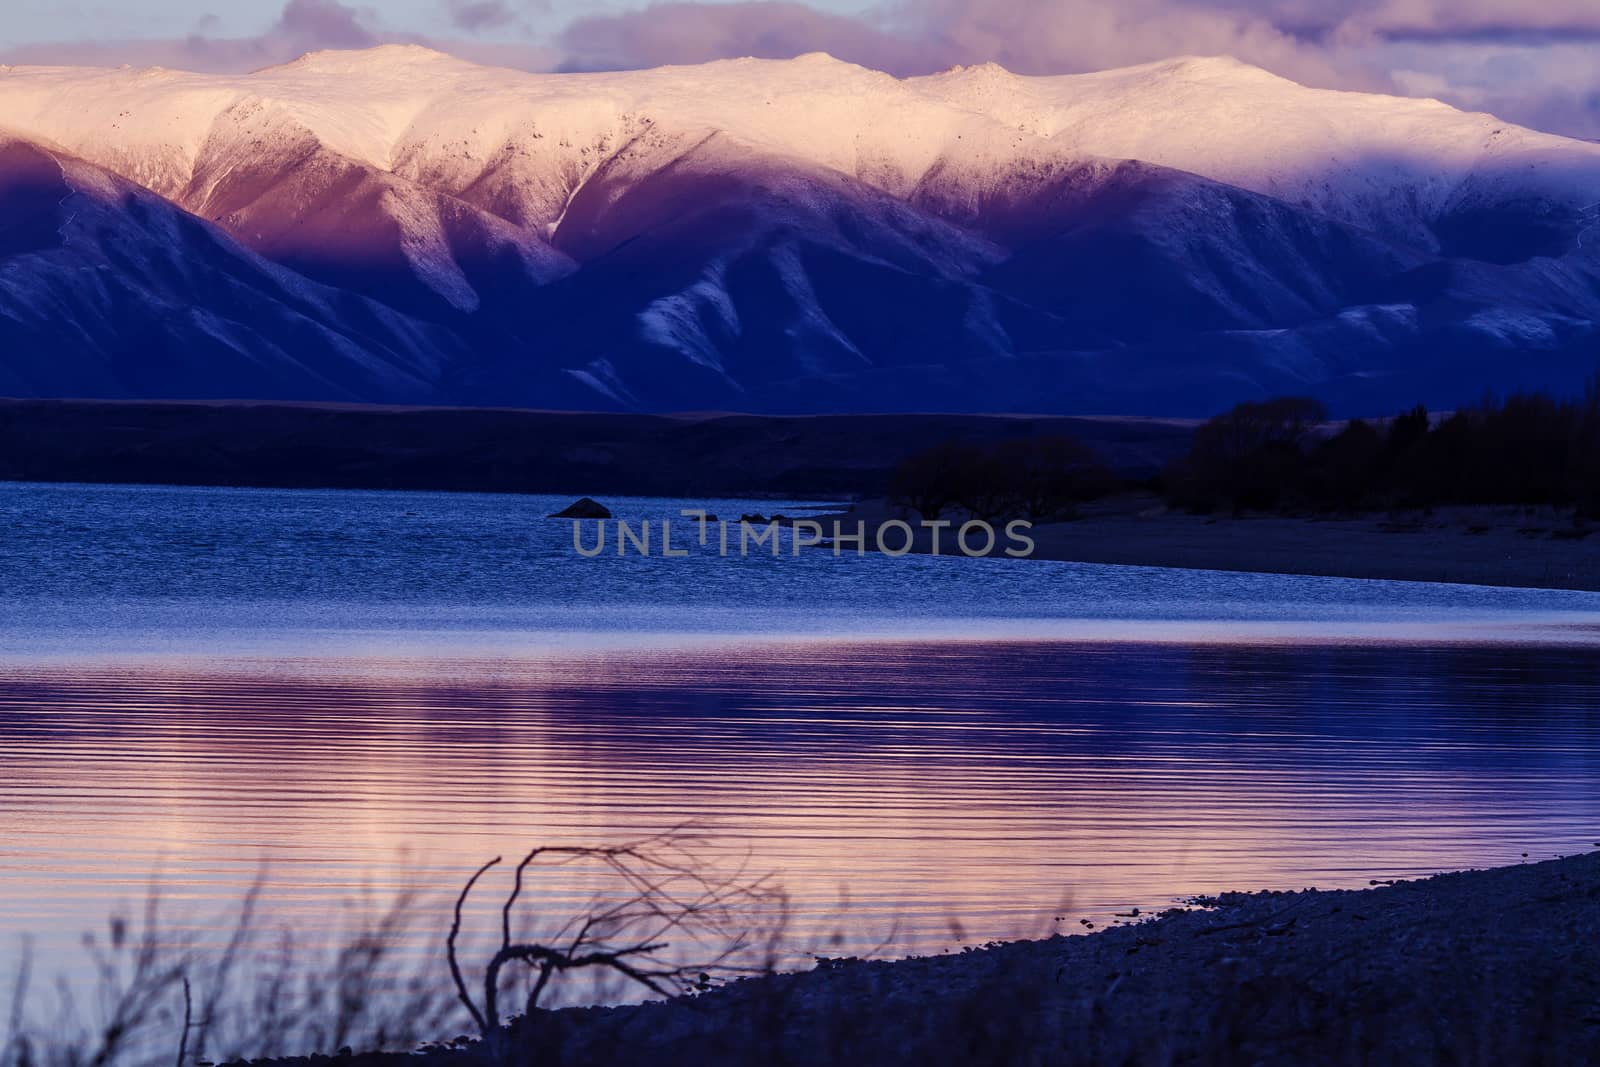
277;0;378;48
2;0;1596;140
0;0;554;74
1121;0;1600;43
556;2;923;72
554;0;1600;137
1340;0;1600;43
903;0;1356;82
447;0;518;33
1374;39;1600;137
557;0;1364;88
0;0;379;70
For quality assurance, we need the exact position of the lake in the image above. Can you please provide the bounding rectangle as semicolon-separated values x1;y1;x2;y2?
2;481;1599;994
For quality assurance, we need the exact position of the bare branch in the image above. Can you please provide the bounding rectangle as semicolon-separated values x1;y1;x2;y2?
448;857;501;1034
175;977;191;1067
452;833;776;1039
503;849;548;950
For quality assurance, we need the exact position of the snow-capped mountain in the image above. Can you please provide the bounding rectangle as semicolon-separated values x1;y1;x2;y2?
0;133;467;400
2;46;1598;414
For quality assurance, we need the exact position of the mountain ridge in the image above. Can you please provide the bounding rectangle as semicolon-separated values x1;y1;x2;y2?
1;48;1598;416
7;47;1597;232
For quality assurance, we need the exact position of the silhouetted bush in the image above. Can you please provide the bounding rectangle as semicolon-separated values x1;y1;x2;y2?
887;441;989;521
1304;418;1384;511
1166;397;1328;513
889;434;1114;521
989;436;1116;520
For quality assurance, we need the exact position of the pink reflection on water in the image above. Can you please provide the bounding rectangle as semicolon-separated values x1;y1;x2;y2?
2;638;1598;974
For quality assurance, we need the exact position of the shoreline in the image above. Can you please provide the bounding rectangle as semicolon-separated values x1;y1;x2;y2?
806;495;1600;593
308;850;1600;1065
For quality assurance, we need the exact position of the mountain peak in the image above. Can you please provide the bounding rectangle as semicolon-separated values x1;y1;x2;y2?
265;43;467;76
1161;54;1257;73
1116;54;1287;85
936;60;1018;82
690;50;887;81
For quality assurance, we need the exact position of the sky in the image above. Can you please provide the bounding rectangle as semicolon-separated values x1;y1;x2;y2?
1;0;1597;140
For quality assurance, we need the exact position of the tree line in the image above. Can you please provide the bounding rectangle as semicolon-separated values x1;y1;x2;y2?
886;380;1600;522
1164;386;1600;515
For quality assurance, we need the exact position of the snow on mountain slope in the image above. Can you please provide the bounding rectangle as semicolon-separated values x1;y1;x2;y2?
5;46;1598;252
178;95;573;317
456;129;1026;409
0;49;971;233
0;132;475;401
2;47;1600;415
959;157;1425;336
0;52;577;317
913;56;1600;246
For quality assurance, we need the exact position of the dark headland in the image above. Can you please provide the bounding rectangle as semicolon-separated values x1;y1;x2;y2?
0;398;1191;497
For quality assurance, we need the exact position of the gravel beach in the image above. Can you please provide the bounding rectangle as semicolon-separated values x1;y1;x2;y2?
808;496;1600;592
306;852;1600;1066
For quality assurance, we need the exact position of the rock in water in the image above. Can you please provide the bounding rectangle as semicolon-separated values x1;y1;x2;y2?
550;497;611;519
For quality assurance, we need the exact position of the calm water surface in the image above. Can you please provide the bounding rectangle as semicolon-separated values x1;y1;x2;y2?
2;482;1599;976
